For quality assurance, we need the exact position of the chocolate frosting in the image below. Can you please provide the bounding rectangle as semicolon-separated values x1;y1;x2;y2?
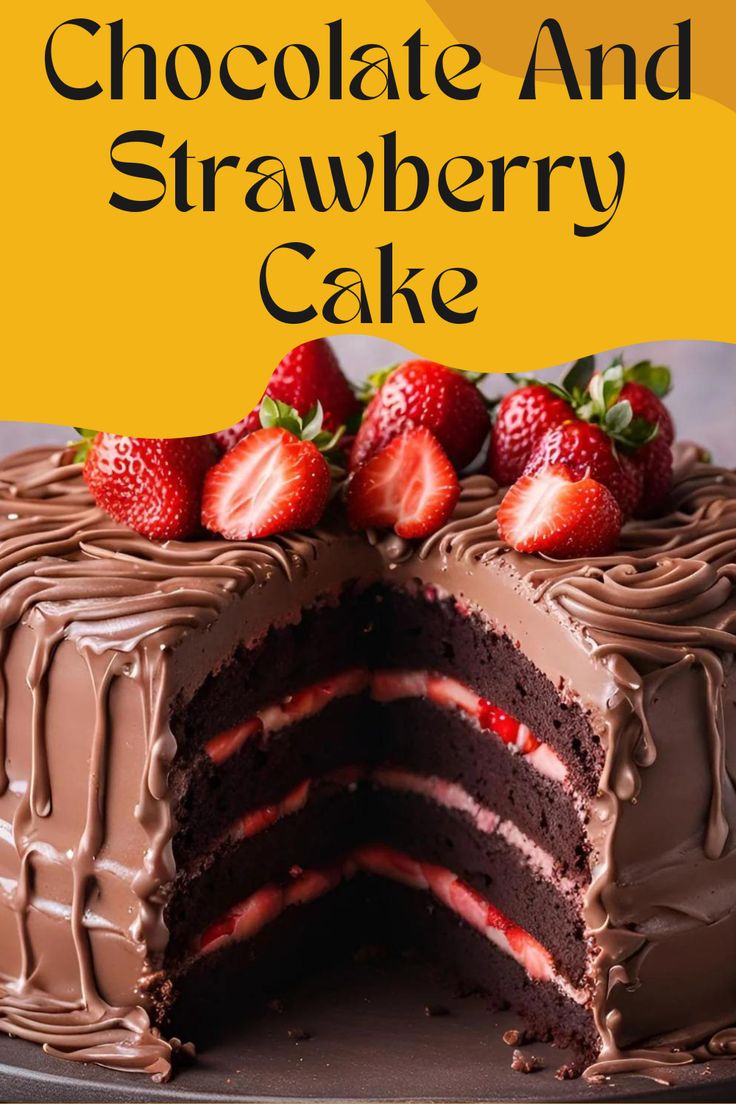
0;443;735;1080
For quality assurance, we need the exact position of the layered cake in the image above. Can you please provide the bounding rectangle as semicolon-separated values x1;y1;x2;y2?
0;348;735;1083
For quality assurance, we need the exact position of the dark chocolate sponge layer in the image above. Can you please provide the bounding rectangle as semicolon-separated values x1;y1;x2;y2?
161;875;596;1065
165;783;588;984
172;585;603;790
172;684;590;878
164;583;600;1057
375;698;589;878
171;695;371;865
373;586;603;796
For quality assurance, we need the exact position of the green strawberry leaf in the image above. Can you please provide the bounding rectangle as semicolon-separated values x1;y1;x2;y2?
625;416;660;448
353;364;398;404
505;373;573;403
625;360;672;398
300;402;325;442
345;408;364;436
72;428;97;464
259;398;346;456
561;356;596;395
604;400;633;436
259;396;302;437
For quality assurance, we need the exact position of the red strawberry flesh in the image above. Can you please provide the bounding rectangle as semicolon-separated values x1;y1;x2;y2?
347;427;460;539
497;464;622;558
524;420;643;517
202;426;331;540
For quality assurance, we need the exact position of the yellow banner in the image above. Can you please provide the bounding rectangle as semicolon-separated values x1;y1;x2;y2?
2;1;733;434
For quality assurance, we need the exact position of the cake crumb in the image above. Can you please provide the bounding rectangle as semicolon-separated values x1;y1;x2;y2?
267;998;285;1013
287;1027;312;1042
587;1073;607;1085
424;1003;449;1017
555;1063;576;1080
510;1049;543;1073
502;1028;522;1046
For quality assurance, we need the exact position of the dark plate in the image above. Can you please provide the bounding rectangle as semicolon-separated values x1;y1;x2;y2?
1;958;734;1103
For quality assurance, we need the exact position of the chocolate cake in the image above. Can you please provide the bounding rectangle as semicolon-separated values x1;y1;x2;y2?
0;440;735;1082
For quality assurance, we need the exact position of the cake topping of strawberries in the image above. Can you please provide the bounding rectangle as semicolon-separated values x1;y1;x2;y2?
213;339;358;453
347;426;460;540
524;421;643;518
488;385;573;487
81;433;217;541
202;400;339;541
350;359;490;472
491;355;675;524
497;464;622;559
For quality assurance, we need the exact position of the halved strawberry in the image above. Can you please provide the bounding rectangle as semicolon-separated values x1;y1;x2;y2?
202;426;330;541
347;427;460;540
203;401;338;540
497;464;622;558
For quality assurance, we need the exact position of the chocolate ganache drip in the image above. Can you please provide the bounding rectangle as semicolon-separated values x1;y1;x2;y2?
0;448;330;1078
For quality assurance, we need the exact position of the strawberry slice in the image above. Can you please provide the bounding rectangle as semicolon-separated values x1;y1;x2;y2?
506;925;554;981
497;464;622;558
199;914;237;953
347;427;460;540
202;425;331;540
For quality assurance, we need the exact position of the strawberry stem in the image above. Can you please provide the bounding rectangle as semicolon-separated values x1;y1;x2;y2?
72;428;97;465
259;398;346;456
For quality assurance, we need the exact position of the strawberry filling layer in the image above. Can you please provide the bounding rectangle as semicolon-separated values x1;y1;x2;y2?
222;766;576;897
195;845;587;1006
205;668;567;783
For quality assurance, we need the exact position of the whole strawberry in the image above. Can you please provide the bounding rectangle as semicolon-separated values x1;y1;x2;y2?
214;339;358;452
620;381;675;446
488;385;573;487
498;465;622;559
82;434;216;541
633;435;673;518
525;421;643;518
349;360;490;472
203;400;337;540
